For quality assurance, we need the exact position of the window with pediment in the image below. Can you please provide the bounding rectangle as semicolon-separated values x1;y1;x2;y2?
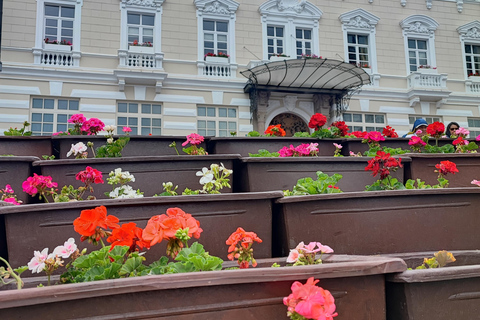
458;21;480;78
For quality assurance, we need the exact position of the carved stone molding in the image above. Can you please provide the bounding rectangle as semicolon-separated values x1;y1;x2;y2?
204;1;230;15
194;0;239;15
426;0;432;10
283;95;298;111
457;0;464;13
347;16;371;29
400;15;439;36
122;0;164;8
457;21;480;41
401;0;406;7
277;0;306;13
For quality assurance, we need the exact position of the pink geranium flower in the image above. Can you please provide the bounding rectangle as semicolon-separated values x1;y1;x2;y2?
122;126;132;133
286;249;302;263
53;238;77;258
76;166;104;185
182;133;204;146
27;248;49;273
3;197;21;205
408;136;426;146
22;173;58;196
471;179;480;187
68;114;86;125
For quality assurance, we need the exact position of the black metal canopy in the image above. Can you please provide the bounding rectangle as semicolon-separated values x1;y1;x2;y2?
241;58;371;95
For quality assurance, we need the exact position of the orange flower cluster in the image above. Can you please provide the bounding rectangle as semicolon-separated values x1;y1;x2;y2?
142;207;203;257
264;124;286;137
107;222;150;252
226;227;262;268
73;206;119;244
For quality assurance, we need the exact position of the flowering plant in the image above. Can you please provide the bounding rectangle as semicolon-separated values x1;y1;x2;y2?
331;121;349;137
333;143;342;157
284;171;342;196
272;53;289;57
226;227;262;269
64;114;105;135
94;125;131;158
284;277;337;320
0;184;22;205
452;136;478;153
411;250;456;270
418;65;436;69
106;168;143;199
131;39;152;47
22;174;58;203
3;121;32;136
469;71;480;77
405;160;458;189
362;131;385;149
382;126;399;138
205;52;229;58
365;151;404;191
175;133;207;155
265;124;286;137
301;54;322;59
279;143;319;157
286;241;333;266
44;38;72;46
426;121;445;146
308;113;327;131
408;136;427;153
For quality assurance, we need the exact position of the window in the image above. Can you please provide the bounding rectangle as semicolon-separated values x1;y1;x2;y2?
44;4;74;44
197;106;237;137
117;102;162;135
127;13;154;45
465;44;480;76
400;15;439;74
203;20;228;56
339;9;379;73
468;118;480;137
343;112;385;132
267;26;284;58
408;116;441;125
408;39;428;72
260;0;322;60
31;98;79;135
296;28;312;58
347;34;369;67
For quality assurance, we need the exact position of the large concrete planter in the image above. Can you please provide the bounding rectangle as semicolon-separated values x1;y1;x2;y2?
52;135;208;159
207;137;342;157
0;254;406;319
273;188;480;257
32;155;239;199
0;136;52;157
0;191;282;271
405;153;480;187
0;156;40;204
236;156;409;193
340;138;454;156
385;250;480;320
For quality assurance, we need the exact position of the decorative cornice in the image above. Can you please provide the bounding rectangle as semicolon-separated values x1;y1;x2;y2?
339;8;380;31
277;0;306;13
457;0;464;13
400;15;439;35
122;0;164;8
194;0;239;15
407;21;430;34
346;16;371;29
457;21;480;41
204;1;230;15
259;0;322;20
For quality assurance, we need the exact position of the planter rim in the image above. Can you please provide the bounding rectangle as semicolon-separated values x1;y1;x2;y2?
32;154;242;166
51;135;211;141
0;156;40;162
275;187;480;203
341;138;455;142
0;191;284;215
209;137;340;142
241;156;411;163
384;250;480;283
402;152;480;158
0;136;51;141
0;254;406;309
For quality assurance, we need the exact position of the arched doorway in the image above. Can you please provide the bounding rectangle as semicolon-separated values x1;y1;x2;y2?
269;113;308;137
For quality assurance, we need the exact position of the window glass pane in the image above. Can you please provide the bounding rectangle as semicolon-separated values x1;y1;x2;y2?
198;129;206;136
32;123;41;132
228;108;236;118
131;127;138;135
408;39;416;49
32;113;42;121
217;34;227;42
118;103;127;113
57;114;68;122
276;27;283;37
203;20;214;31
375;115;384;123
267;26;274;37
58;100;68;110
43;123;53;132
353;126;363;132
217;43;227;50
198;107;206;117
207;121;215;129
296;29;302;39
198;120;206;129
44;114;54;122
128;117;138;126
142;104;151;114
365;114;374;123
61;6;74;18
62;20;73;28
219;121;227;129
219;108;227;117
353;114;362;122
143;28;153;36
69;100;79;110
46;19;57;27
45;5;59;16
304;30;311;39
207;129;215;136
44;99;54;109
365;126;375;132
33;99;43;109
207;107;215;117
142;15;154;26
57;124;67;132
217;21;228;32
117;117;127;125
129;103;138;113
358;35;368;45
417;40;427;50
347;34;356;44
228;122;236;130
141;127;150;135
204;34;214;41
465;45;472;54
473;45;480;54
343;113;352;122
141;118;150;126
152;119;161;127
152;128;161;135
152;105;161;114
61;29;73;37
128;13;140;25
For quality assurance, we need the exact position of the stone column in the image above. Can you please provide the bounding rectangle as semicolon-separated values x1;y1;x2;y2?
254;90;270;133
313;94;334;124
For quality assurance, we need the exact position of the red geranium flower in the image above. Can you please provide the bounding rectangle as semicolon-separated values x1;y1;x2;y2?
73;206;120;244
226;227;262;268
435;161;459;176
382;126;399;138
331;121;349;137
76;166;104;185
365;150;402;180
308;113;327;130
264;124;286;137
426;121;445;138
350;131;367;138
107;222;150;252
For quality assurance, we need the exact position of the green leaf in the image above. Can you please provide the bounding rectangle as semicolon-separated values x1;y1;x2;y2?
108;246;130;262
119;256;144;276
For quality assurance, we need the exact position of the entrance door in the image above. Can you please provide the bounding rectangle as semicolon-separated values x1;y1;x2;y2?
269;113;308;137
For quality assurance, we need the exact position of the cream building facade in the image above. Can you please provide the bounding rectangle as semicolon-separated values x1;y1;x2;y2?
1;0;480;137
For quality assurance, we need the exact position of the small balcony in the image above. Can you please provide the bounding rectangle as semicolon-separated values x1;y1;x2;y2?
118;47;163;69
407;70;447;89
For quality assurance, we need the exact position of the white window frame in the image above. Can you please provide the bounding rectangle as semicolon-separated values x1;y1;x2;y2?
259;0;322;60
203;19;229;56
31;97;80;135
457;21;480;79
116;102;162;136
266;25;285;58
468;118;480;138
339;9;379;74
197;106;238;137
342;112;386;132
194;0;239;63
34;0;83;65
400;15;439;74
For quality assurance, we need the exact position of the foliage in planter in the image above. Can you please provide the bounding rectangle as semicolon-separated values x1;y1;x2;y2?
404;160;458;189
246;124;287;138
0;184;22;205
170;133;207;155
247;130;261;137
248;149;280;157
292;114;349;139
409;250;456;270
3;121;32;136
284;171;343;196
249;143;319;157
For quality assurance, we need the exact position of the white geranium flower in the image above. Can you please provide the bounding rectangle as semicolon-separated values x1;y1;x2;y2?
107;138;114;144
104;125;116;133
28;248;49;273
196;167;214;185
66;142;87;157
109;185;143;199
52;238;77;259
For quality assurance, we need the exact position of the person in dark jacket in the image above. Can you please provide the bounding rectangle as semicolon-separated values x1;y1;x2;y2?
445;122;460;138
403;119;428;138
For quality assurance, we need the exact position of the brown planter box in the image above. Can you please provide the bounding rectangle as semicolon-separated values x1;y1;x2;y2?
0;254;406;319
341;138;454;156
52;135;208;159
0;156;40;204
0;136;52;157
207;137;343;157
405;153;480;187
32;155;239;199
236;156;409;193
274;188;480;257
0;191;282;271
385;250;480;320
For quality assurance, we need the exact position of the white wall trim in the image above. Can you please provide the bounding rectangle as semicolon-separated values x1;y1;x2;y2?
239;124;253;132
0;114;29;123
457;20;480;79
386;118;410;126
212;91;224;104
49;81;63;96
0;85;41;95
80;104;116;113
163;108;197;117
71;90;126;99
239;111;252;119
134;86;147;101
0;100;30;109
230;98;250;106
154;94;205;104
163;121;197;130
436;109;473;116
379;106;416;114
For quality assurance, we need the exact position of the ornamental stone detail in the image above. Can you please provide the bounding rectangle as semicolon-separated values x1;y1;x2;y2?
407;21;430;34
467;27;480;39
346;16;371;29
276;0;306;13
124;0;163;8
204;1;230;15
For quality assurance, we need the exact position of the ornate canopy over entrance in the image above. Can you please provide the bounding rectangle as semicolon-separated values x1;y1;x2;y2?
240;58;371;133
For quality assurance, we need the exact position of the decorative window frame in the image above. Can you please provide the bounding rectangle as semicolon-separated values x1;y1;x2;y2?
339;9;380;74
194;0;239;77
400;15;439;74
33;0;83;66
457;21;480;79
259;0;322;60
118;0;165;69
